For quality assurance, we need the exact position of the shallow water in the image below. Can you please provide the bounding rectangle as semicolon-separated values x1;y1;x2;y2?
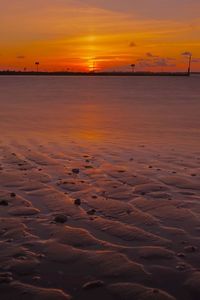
0;75;200;148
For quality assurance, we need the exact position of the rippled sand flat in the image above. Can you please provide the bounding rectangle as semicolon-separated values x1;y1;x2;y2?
0;139;200;300
0;76;200;299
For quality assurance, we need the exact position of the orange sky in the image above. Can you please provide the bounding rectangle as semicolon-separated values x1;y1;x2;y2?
0;0;200;72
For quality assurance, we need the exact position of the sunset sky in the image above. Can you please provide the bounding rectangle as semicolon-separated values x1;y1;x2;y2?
1;0;200;72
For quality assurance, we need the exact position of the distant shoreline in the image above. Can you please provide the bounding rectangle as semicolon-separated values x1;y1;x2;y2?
0;71;192;77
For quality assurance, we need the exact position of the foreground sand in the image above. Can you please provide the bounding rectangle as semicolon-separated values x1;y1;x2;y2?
0;140;200;300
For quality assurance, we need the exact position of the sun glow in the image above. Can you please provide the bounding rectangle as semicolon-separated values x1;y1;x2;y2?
87;59;95;72
0;1;200;71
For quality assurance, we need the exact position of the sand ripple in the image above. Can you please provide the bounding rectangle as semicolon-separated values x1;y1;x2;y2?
0;141;200;299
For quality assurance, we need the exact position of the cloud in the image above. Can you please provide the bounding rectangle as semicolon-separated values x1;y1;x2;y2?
192;58;200;63
16;55;25;59
154;58;175;67
81;0;200;20
146;52;158;58
129;41;136;47
137;56;176;68
136;60;151;67
138;52;176;67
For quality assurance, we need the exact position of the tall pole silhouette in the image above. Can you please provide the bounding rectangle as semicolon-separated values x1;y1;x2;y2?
188;54;192;76
131;64;135;73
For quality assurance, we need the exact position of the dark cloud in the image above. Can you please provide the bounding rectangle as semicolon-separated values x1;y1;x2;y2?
16;55;25;59
137;56;176;68
129;42;136;47
153;58;175;67
146;52;158;58
192;58;200;63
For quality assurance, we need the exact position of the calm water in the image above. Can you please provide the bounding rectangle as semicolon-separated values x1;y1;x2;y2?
0;76;200;148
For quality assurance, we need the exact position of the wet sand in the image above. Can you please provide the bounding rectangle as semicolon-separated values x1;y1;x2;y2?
0;76;200;299
0;139;200;300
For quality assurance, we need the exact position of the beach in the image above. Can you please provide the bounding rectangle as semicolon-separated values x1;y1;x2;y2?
0;76;200;300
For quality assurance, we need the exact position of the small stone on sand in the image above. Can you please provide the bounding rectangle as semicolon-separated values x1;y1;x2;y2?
87;209;96;215
176;263;186;271
184;246;198;253
0;200;9;206
177;253;186;258
82;280;104;290
72;168;80;174
54;214;68;224
33;276;41;281
74;198;81;206
0;272;13;284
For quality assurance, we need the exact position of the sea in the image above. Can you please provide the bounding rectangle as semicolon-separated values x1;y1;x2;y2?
0;75;199;150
